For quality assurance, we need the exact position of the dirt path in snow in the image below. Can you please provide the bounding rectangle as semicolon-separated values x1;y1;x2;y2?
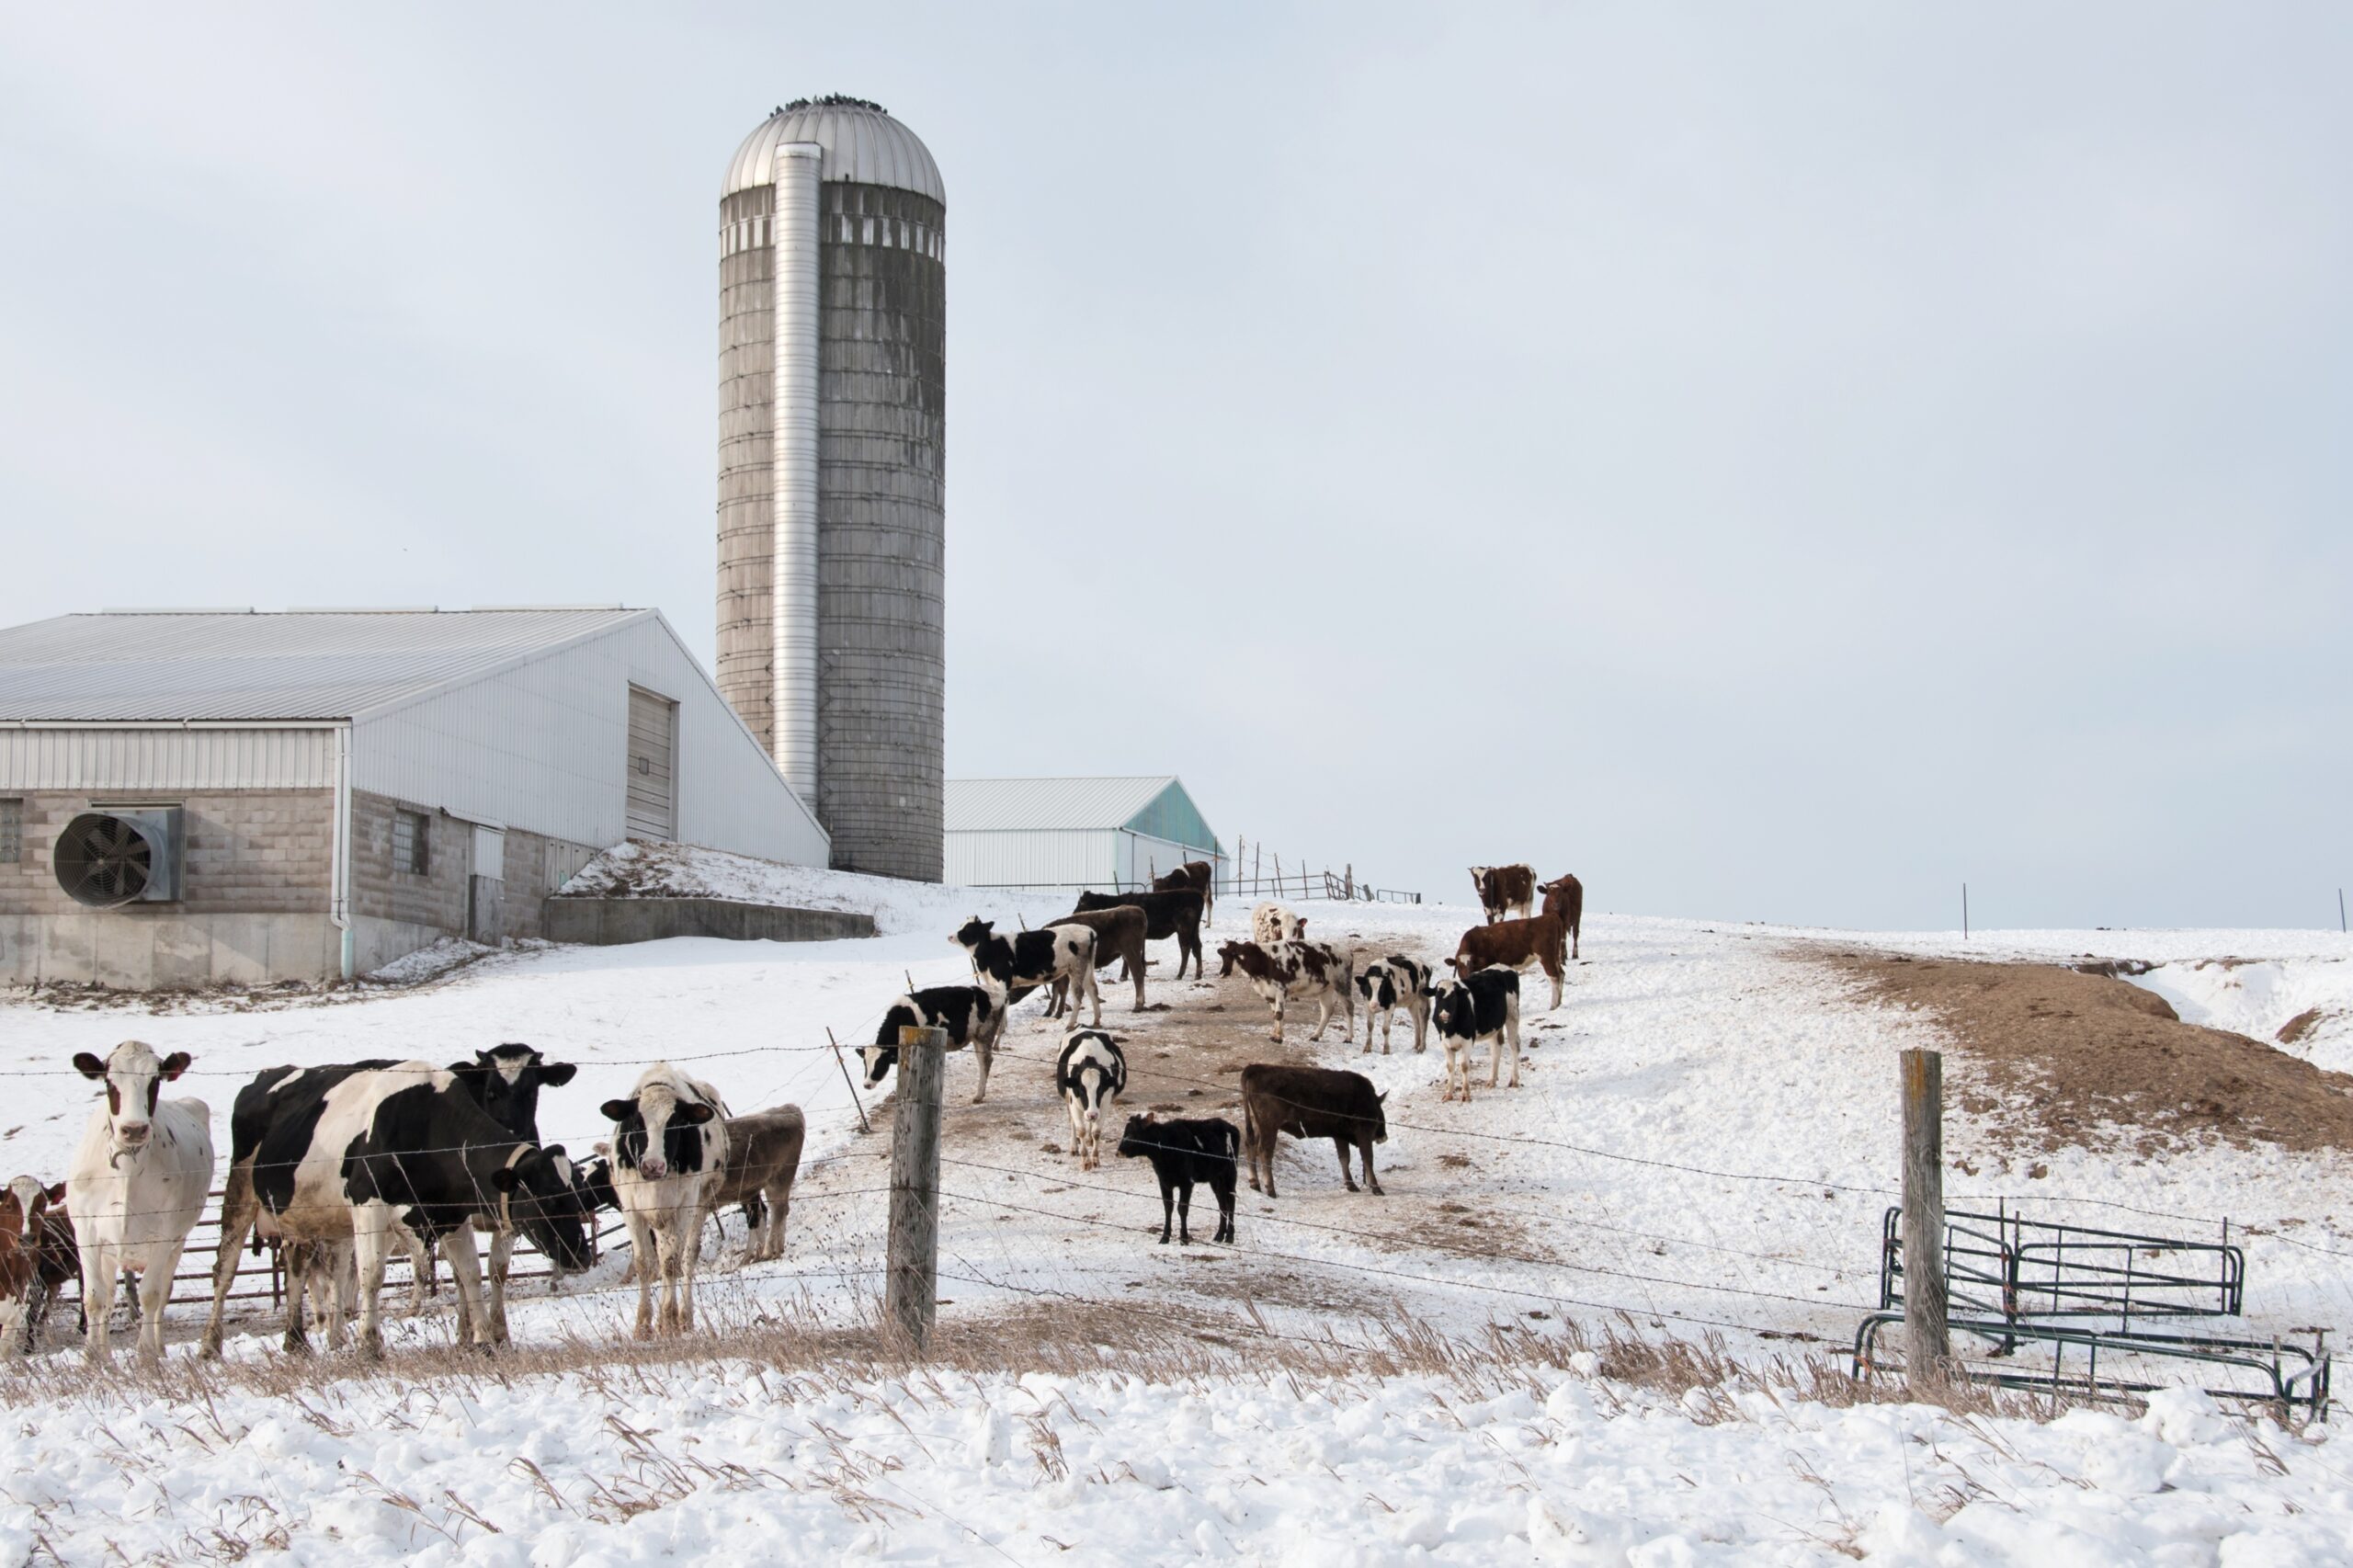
1816;949;2353;1158
792;925;1586;1327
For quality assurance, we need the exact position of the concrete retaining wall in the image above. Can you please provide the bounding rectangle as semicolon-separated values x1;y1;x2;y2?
541;896;873;946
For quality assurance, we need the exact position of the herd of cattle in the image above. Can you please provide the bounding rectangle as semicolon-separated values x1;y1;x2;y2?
0;858;1581;1366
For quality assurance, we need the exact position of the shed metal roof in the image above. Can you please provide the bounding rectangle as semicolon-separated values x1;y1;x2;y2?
945;777;1216;847
0;609;651;722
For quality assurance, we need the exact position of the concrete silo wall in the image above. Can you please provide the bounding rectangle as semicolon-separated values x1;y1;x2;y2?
714;174;944;882
816;180;945;881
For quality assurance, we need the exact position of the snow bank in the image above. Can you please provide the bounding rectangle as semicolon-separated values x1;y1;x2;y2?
0;1361;2339;1563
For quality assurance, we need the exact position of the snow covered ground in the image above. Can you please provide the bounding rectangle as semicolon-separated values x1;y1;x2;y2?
6;876;2353;1562
3;1355;2344;1564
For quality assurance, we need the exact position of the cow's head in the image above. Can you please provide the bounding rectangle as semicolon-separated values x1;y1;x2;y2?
449;1044;578;1143
491;1143;594;1273
1115;1113;1161;1160
1430;980;1470;1037
600;1070;717;1182
859;1040;899;1090
1216;940;1251;978
575;1147;620;1213
950;916;994;955
1469;867;1493;899
1370;1091;1389;1144
73;1040;192;1160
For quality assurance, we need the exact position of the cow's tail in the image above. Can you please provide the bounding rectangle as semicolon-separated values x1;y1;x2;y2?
1220;1121;1241;1163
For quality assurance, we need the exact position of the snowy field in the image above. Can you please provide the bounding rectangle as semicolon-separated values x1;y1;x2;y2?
5;873;2353;1562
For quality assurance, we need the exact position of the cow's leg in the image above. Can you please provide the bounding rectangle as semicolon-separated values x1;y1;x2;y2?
972;1028;995;1106
404;1230;435;1312
1359;1138;1384;1196
277;1240;313;1354
1270;994;1286;1043
1156;1173;1176;1243
649;1220;679;1335
1045;978;1065;1020
445;1235;476;1344
133;1246;181;1363
485;1229;513;1345
1547;954;1563;1011
1243;1113;1263;1194
1262;1132;1279;1199
352;1208;394;1360
762;1177;792;1260
81;1244;119;1365
201;1161;257;1358
1081;961;1103;1028
1308;995;1331;1042
625;1210;656;1339
1412;1000;1428;1055
1131;950;1146;1011
1335;1137;1358;1193
677;1202;708;1335
1175;1176;1193;1245
443;1226;493;1351
1212;1167;1236;1243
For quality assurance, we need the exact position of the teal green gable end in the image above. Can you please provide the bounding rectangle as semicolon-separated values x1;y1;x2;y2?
1124;779;1220;857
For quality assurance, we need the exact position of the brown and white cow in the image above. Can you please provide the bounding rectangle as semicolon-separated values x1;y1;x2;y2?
1449;875;1579;1008
1470;864;1537;924
67;1041;214;1364
3;1177;73;1352
1218;938;1355;1043
1540;871;1585;960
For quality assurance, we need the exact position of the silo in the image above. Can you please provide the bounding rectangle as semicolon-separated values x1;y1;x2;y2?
717;97;945;881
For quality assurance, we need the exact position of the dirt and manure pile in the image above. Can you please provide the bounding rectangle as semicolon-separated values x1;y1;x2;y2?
1827;951;2353;1158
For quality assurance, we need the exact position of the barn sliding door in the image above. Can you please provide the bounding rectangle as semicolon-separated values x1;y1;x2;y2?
625;686;678;842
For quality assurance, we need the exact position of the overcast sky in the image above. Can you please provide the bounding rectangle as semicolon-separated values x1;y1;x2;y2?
3;5;2347;930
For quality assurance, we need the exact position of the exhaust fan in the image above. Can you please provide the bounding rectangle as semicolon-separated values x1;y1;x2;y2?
53;808;183;907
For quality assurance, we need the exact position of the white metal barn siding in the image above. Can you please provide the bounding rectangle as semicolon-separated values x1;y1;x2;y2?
624;687;677;841
0;726;336;791
352;614;826;864
942;778;1219;891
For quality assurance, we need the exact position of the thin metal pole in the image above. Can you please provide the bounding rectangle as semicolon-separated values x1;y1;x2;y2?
2340;889;2347;934
1962;883;1969;940
1902;1048;1950;1395
824;1028;870;1135
885;1024;946;1350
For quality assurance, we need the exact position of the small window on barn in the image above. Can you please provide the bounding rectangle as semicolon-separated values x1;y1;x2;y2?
0;799;19;864
392;809;429;876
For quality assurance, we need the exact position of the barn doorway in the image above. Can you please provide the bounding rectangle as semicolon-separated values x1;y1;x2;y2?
626;686;678;842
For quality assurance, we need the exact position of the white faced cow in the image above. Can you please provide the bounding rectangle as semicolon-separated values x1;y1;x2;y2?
600;1065;731;1338
66;1041;214;1364
952;916;1099;1028
1431;966;1524;1101
1251;902;1306;946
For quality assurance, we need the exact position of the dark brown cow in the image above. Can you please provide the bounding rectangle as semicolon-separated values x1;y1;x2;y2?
1449;874;1579;1008
1470;864;1537;924
0;1188;37;1353
1217;938;1355;1042
1044;905;1152;1012
707;1107;804;1264
1073;887;1205;980
1237;1064;1388;1198
1151;859;1215;920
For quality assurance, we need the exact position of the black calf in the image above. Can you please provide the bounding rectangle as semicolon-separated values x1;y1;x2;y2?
1115;1114;1239;1244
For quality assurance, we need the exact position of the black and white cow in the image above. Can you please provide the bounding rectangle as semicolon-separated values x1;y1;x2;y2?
862;985;1006;1105
447;1044;577;1142
1115;1115;1238;1244
951;916;1099;1028
1053;1029;1128;1171
600;1064;730;1338
230;1061;585;1357
1355;955;1434;1055
1217;939;1356;1043
1430;966;1523;1101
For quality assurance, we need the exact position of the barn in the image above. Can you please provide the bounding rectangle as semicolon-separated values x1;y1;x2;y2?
0;608;827;987
943;776;1221;893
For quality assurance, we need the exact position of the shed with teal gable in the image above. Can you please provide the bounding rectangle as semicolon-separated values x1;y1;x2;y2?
944;777;1222;892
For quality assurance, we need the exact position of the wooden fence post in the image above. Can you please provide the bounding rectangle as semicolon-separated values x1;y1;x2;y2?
1902;1047;1949;1394
886;1024;947;1349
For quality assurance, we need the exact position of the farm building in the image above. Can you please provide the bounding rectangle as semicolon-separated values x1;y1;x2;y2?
943;776;1221;892
0;608;827;987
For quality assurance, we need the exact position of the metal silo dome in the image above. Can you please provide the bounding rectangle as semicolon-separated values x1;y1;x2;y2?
722;97;946;203
715;96;947;882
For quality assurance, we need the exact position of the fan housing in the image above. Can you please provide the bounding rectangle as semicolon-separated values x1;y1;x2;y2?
53;808;184;908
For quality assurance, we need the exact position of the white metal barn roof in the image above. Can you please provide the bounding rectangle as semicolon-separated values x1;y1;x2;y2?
0;609;646;722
